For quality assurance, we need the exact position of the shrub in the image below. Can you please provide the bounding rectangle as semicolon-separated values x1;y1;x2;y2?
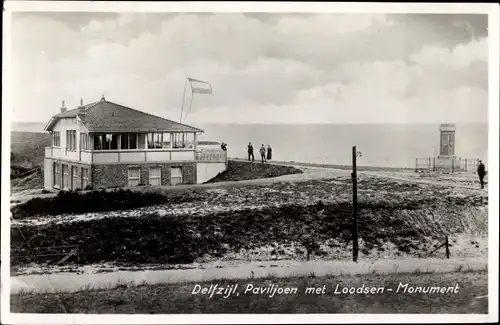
11;188;203;219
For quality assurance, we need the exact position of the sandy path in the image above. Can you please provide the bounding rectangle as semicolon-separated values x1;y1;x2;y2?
9;166;347;206
10;256;487;294
228;159;486;190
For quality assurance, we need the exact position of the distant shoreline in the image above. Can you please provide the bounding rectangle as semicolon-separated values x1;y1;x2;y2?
230;158;415;173
10;130;483;172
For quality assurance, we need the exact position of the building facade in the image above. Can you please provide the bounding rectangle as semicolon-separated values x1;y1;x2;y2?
43;97;227;190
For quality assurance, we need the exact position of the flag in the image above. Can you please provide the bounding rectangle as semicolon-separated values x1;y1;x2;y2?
188;77;212;94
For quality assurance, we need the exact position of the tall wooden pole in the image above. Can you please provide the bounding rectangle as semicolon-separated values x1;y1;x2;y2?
179;79;188;123
184;89;195;122
445;236;450;259
352;146;359;262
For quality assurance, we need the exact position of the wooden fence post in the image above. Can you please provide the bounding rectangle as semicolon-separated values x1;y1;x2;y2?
445;236;450;259
352;146;358;263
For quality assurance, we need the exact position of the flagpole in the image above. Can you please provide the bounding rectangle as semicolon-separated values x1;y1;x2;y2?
179;78;188;123
184;87;195;121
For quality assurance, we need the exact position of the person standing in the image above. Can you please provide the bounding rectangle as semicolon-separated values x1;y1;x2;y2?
266;144;272;161
477;160;486;189
260;144;267;163
247;142;254;161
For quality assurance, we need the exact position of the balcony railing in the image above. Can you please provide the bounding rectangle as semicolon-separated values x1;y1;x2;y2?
45;146;227;164
196;149;227;162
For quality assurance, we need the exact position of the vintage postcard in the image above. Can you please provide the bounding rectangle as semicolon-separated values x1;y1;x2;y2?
1;1;499;324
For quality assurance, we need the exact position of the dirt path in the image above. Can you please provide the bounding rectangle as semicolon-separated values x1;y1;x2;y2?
10;256;487;294
216;159;485;191
9;166;348;206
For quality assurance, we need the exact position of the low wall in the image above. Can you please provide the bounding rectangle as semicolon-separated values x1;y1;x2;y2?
92;162;197;189
196;162;227;184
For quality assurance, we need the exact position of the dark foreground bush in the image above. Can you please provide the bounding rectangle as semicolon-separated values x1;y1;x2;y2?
11;189;203;219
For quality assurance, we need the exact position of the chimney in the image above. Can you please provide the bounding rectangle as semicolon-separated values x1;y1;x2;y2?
60;100;67;113
78;97;85;113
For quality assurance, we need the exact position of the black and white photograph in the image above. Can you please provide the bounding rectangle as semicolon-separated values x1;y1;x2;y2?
1;1;499;324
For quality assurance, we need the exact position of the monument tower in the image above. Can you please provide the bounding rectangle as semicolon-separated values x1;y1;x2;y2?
438;123;456;159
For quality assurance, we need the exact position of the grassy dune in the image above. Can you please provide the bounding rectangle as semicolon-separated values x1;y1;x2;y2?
11;176;487;268
206;160;303;183
10;131;50;192
10;131;51;167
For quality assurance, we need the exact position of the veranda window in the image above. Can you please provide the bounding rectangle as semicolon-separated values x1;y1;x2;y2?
162;133;171;148
119;133;139;150
93;133;119;150
148;133;163;149
138;134;146;149
172;133;194;149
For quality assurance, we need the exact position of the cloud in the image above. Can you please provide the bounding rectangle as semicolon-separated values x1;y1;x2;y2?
10;13;488;125
410;37;488;67
271;13;392;35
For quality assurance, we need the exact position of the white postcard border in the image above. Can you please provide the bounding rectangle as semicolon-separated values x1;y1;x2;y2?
1;1;499;324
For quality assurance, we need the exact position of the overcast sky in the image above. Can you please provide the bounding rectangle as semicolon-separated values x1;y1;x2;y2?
10;12;488;124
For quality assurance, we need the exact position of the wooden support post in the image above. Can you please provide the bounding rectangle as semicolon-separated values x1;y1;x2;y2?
415;158;418;172
465;159;468;172
445;236;450;259
352;146;359;263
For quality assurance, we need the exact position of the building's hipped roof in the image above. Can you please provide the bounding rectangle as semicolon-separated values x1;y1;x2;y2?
45;98;203;133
